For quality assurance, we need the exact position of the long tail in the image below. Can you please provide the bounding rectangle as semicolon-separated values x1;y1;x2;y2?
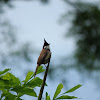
34;64;39;77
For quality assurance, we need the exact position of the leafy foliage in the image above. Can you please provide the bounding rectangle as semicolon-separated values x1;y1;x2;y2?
33;66;45;77
63;84;82;94
0;68;82;100
46;92;51;100
0;68;44;99
52;84;81;100
56;95;77;99
0;69;10;75
64;1;100;71
23;71;33;84
53;83;63;100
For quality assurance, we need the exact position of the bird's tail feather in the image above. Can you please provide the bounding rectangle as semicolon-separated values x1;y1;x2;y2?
34;64;39;77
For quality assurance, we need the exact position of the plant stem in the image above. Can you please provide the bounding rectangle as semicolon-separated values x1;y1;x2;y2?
38;62;50;100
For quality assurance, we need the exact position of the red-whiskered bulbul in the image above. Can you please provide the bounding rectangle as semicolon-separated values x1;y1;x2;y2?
34;39;51;77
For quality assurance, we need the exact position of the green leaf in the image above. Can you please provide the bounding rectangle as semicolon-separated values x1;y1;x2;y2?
23;71;33;84
32;66;45;77
47;96;50;100
0;69;11;76
1;73;12;80
46;92;51;100
36;66;45;74
0;73;21;86
0;84;11;90
0;77;14;90
4;93;22;100
5;94;17;100
0;78;5;85
11;86;37;97
63;84;82;94
56;95;77;99
0;78;12;90
1;89;19;100
53;83;63;100
25;77;46;88
46;92;48;99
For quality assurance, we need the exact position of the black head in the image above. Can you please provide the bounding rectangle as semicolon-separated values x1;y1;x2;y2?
43;39;50;49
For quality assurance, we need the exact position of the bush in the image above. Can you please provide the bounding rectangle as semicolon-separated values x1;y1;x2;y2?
0;67;82;100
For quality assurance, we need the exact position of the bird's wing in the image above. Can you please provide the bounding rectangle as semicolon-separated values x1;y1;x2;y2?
37;49;47;65
45;50;51;60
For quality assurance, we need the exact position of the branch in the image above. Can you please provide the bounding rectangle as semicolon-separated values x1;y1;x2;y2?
38;62;50;100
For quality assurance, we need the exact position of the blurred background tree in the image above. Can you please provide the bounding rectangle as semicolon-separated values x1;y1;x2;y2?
65;0;100;72
44;0;100;88
62;0;100;74
51;0;100;87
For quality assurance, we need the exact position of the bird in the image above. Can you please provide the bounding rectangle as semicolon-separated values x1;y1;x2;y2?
34;39;51;77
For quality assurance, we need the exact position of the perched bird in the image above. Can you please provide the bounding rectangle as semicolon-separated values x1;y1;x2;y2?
34;39;51;77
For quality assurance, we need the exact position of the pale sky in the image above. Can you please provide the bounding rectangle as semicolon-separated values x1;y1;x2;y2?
6;0;76;59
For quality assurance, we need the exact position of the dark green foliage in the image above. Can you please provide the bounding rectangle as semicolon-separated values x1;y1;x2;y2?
52;83;81;100
64;1;100;72
46;92;50;100
24;77;44;88
0;68;82;100
0;69;10;75
33;66;45;76
12;86;37;97
23;71;33;84
0;68;44;99
56;95;77;99
63;84;82;94
74;3;100;71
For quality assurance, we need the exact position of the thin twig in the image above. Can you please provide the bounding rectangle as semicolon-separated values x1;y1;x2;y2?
38;62;50;100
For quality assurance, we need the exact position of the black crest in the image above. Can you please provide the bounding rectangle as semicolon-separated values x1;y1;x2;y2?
43;39;50;48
